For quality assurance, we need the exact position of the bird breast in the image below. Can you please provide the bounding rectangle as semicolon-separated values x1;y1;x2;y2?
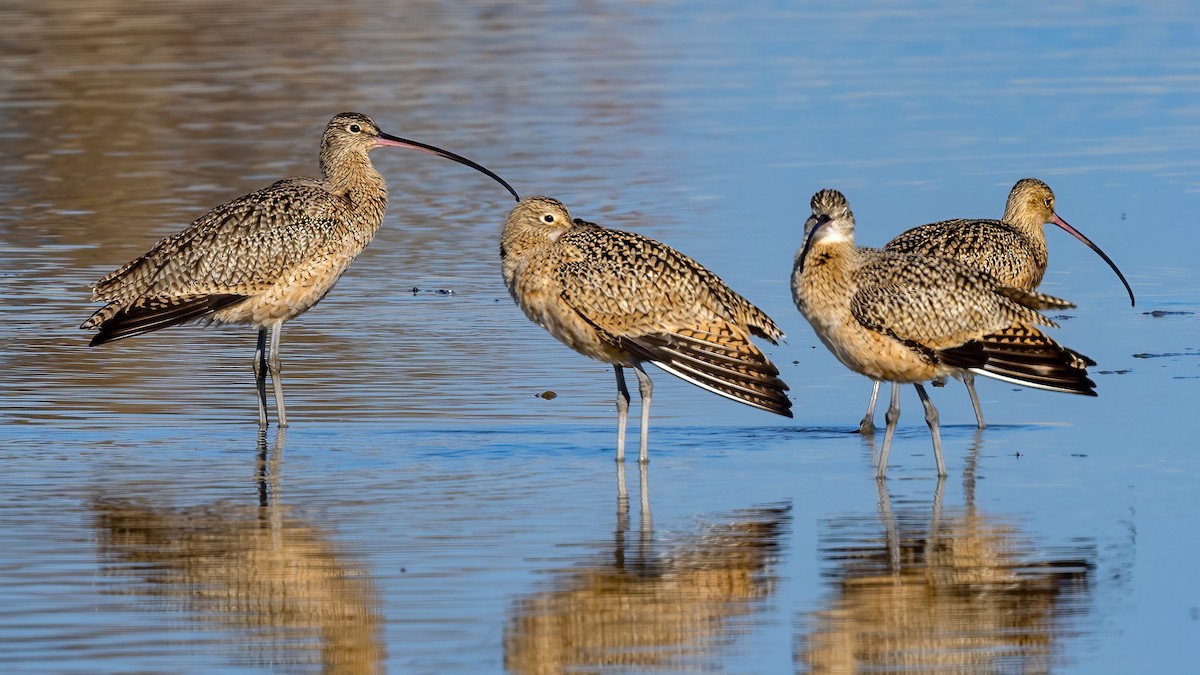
506;247;631;366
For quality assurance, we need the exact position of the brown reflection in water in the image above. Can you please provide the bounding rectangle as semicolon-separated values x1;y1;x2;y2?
505;471;789;674
90;431;385;674
798;439;1094;673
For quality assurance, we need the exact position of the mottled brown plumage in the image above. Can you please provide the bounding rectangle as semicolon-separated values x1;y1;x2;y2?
791;189;1095;477
854;178;1132;433
886;178;1132;300
501;196;792;463
82;112;519;428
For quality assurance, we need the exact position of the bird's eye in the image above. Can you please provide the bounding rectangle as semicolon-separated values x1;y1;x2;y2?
543;214;556;223
348;124;362;133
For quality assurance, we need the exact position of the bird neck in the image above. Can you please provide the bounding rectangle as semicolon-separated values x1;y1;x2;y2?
793;238;858;318
321;151;389;210
1000;200;1053;243
998;214;1050;282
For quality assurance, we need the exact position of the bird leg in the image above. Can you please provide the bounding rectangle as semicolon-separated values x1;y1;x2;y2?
914;383;946;477
876;383;902;479
859;380;881;434
613;365;631;463
963;371;985;429
632;364;653;465
254;328;269;430
267;323;288;428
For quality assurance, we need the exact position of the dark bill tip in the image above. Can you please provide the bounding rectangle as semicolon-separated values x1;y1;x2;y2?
1051;214;1136;307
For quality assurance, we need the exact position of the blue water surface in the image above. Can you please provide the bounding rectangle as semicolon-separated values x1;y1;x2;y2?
0;1;1197;672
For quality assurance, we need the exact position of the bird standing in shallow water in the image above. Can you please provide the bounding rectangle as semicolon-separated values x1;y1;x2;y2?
501;196;792;463
856;178;1134;434
791;189;1096;478
82;112;520;429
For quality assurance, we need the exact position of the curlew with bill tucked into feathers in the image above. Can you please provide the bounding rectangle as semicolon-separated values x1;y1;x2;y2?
501;196;792;464
791;189;1096;478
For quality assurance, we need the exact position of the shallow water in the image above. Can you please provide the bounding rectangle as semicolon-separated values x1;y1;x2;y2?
1;1;1198;672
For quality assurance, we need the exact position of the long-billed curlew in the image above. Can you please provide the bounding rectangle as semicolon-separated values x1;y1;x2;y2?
82;112;520;429
791;189;1096;478
856;178;1133;434
501;196;792;463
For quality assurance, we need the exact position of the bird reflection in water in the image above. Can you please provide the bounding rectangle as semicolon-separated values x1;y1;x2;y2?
798;432;1095;672
506;464;790;674
90;430;385;674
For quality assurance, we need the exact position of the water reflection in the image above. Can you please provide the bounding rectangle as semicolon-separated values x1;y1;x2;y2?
505;473;789;673
797;438;1095;672
90;431;385;674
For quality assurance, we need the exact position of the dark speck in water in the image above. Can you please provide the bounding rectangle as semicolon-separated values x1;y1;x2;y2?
539;390;558;400
1098;369;1132;375
1144;310;1193;317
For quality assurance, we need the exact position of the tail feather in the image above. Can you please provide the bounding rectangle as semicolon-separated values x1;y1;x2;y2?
85;294;247;346
80;303;123;331
623;326;793;418
939;324;1096;396
995;285;1076;312
742;308;785;345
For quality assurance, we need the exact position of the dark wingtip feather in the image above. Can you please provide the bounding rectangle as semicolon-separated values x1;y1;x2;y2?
625;330;794;417
939;324;1096;396
87;294;247;346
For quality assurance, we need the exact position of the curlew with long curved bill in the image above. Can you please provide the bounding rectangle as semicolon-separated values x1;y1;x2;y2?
82;112;520;429
501;196;792;464
791;189;1096;478
856;178;1133;434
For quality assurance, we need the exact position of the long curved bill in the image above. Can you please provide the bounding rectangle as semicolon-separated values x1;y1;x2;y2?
377;132;521;202
1051;213;1136;307
796;214;827;274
